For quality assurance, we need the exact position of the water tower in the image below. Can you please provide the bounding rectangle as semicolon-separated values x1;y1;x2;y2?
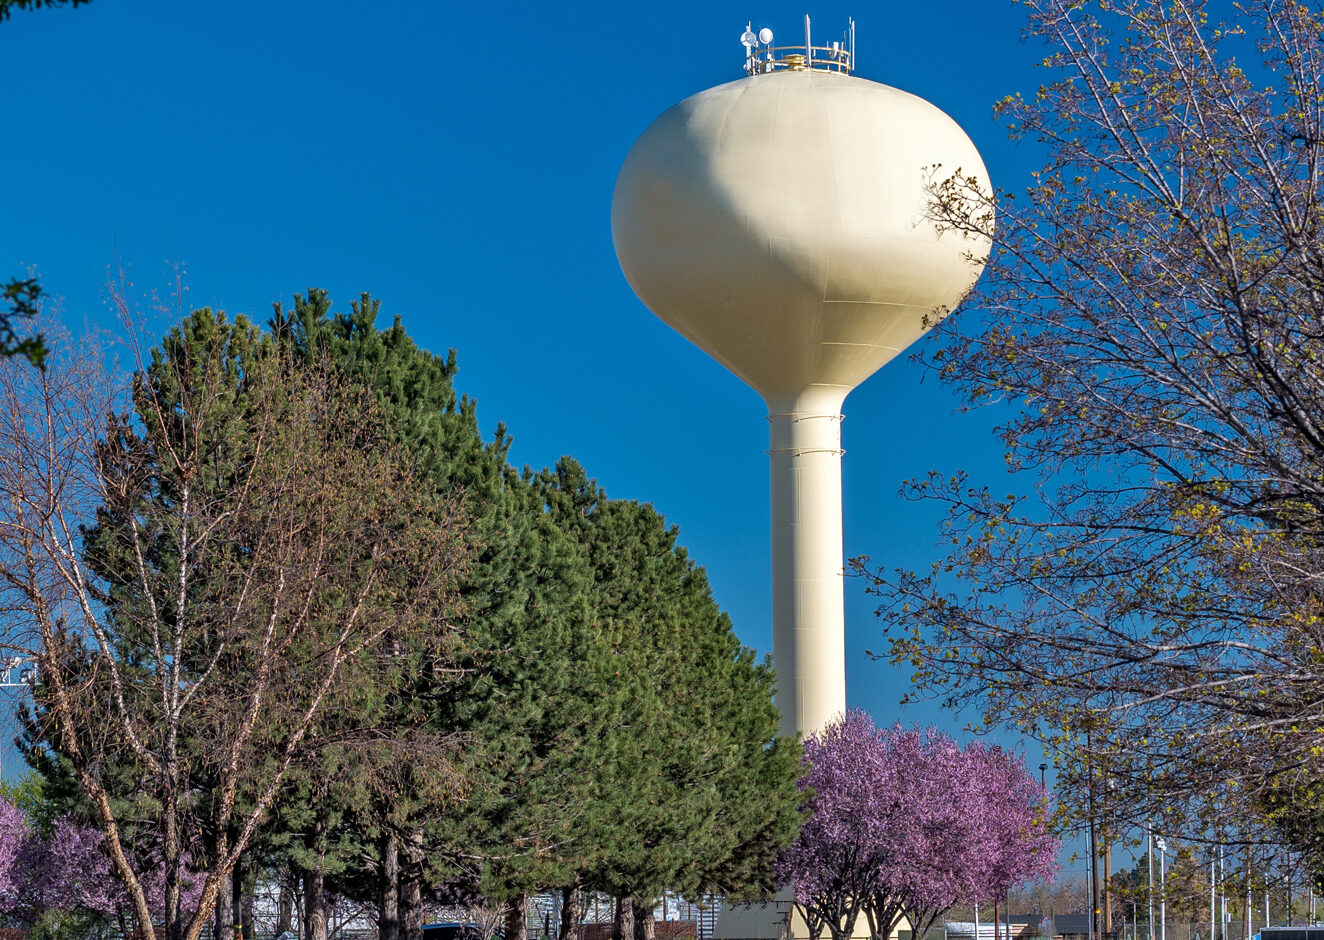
612;18;991;739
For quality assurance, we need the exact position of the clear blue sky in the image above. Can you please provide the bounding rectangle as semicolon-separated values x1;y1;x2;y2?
1;0;1059;782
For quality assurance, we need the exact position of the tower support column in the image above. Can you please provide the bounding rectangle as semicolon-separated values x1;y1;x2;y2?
766;385;850;737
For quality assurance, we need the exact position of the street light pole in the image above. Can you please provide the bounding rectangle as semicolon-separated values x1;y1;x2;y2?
1157;836;1168;940
1087;739;1100;940
1219;845;1226;940
1104;780;1114;940
1148;827;1155;940
1090;818;1099;940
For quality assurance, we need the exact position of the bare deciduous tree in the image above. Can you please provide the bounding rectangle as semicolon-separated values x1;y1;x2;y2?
862;0;1324;840
1;306;469;940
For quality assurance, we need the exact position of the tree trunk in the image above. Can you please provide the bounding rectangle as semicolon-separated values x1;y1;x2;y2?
165;782;182;940
304;867;328;940
632;898;655;940
232;855;246;940
401;829;425;940
242;888;256;940
612;896;634;940
214;868;233;940
276;873;294;936
559;886;580;940
379;832;401;940
506;896;529;940
401;864;423;940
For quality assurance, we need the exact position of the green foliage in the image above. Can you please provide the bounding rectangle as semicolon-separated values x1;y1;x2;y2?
271;290;596;906
1;278;46;368
28;908;113;940
0;0;91;19
9;297;471;940
0;771;56;834
272;290;800;907
0;770;42;815
535;457;803;902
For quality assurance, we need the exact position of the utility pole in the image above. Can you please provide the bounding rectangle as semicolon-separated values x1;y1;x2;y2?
1090;817;1100;940
1105;833;1113;939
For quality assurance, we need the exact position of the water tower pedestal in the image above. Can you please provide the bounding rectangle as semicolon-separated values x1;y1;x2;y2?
767;387;849;738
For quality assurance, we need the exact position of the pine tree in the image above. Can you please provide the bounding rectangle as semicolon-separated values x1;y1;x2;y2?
270;291;598;934
535;458;803;921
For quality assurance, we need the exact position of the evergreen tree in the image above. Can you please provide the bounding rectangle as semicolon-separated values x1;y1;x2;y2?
270;291;597;937
535;458;803;925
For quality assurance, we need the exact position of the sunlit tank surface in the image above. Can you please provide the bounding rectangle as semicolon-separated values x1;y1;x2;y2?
612;66;991;739
612;68;990;408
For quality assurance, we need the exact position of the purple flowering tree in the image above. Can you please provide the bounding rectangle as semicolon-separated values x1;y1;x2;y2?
863;728;979;940
0;796;203;930
776;711;1059;940
0;797;28;913
962;744;1059;940
774;711;895;940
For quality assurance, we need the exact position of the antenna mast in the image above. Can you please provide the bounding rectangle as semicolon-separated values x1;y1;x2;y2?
740;15;854;75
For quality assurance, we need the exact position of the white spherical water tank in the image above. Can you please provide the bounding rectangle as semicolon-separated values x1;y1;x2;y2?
613;57;991;738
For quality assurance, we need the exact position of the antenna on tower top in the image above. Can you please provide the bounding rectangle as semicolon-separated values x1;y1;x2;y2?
739;15;854;75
